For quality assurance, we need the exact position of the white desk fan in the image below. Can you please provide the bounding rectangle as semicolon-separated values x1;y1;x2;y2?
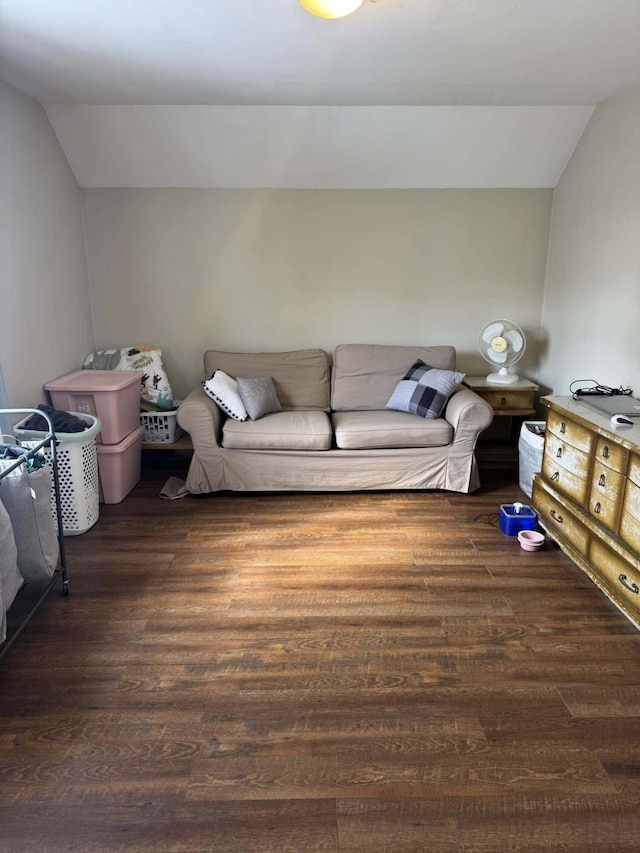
479;319;526;385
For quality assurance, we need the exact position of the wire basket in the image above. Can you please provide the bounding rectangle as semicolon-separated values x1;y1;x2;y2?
139;408;183;444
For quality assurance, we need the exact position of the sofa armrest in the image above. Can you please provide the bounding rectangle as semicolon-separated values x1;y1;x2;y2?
177;386;224;447
177;388;226;493
444;387;494;442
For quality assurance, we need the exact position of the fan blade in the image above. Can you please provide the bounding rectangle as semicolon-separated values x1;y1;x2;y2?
504;329;524;352
486;348;507;364
482;322;504;344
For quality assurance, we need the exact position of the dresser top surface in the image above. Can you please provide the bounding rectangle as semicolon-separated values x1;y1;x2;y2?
543;395;640;452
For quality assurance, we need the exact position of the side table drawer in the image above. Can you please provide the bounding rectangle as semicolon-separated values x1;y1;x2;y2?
532;479;590;557
589;538;640;618
481;389;535;411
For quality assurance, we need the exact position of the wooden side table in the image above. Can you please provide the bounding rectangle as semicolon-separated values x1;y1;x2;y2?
463;376;540;468
142;434;193;452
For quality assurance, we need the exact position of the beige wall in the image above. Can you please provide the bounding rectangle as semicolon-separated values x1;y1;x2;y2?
538;84;640;396
0;81;94;408
82;188;552;399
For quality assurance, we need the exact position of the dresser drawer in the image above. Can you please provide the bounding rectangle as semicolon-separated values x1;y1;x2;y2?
481;388;535;411
544;433;592;479
628;452;640;488
589;491;621;532
619;478;640;554
542;454;589;505
589;538;640;617
547;410;595;454
588;461;625;531
532;479;590;557
594;436;628;474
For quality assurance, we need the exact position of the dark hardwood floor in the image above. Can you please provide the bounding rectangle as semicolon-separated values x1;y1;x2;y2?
1;455;639;851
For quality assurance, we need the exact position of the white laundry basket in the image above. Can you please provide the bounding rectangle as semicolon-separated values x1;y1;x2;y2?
139;407;182;444
13;413;102;535
518;420;546;498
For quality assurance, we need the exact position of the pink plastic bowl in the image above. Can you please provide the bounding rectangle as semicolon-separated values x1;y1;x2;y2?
518;530;545;551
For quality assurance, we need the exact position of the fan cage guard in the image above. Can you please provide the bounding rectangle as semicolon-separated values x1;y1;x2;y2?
479;320;526;385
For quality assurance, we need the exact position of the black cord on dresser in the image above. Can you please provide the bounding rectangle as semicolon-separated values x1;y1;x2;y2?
570;379;632;401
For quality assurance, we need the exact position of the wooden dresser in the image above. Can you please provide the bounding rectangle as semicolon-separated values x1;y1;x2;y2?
532;396;640;629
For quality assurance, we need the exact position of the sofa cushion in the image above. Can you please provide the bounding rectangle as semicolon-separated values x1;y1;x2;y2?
222;410;333;451
331;344;457;412
332;410;453;450
386;360;465;419
204;349;331;411
237;376;283;420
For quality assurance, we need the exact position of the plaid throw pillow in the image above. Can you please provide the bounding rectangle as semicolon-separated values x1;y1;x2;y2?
386;360;465;419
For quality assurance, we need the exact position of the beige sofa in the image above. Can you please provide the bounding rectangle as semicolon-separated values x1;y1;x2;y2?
177;344;494;495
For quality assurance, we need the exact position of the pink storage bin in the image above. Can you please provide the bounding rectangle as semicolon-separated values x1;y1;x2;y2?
45;370;143;445
97;425;144;504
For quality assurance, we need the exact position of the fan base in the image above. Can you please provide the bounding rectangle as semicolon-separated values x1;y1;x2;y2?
486;371;520;385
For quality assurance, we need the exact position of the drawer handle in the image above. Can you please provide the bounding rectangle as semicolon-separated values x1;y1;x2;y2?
598;473;606;487
556;447;563;459
594;501;602;514
551;471;560;481
550;509;563;524
619;574;639;595
602;445;610;459
560;422;566;434
501;396;507;406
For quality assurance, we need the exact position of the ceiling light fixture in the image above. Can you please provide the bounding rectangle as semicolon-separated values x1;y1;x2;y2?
299;0;363;20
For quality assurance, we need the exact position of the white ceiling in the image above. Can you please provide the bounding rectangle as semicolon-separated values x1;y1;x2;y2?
2;0;639;188
45;104;594;189
2;0;640;106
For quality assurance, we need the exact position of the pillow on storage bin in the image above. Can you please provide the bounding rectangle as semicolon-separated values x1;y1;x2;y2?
83;347;175;410
202;371;248;421
386;359;465;419
237;377;283;420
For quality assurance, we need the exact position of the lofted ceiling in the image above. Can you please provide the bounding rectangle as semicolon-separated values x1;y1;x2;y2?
1;0;639;188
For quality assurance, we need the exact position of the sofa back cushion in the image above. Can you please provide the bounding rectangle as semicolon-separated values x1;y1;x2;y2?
331;344;457;412
204;349;331;412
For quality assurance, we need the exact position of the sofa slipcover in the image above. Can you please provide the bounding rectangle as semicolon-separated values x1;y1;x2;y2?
223;411;332;451
331;344;456;411
205;349;331;411
332;410;453;450
178;344;494;494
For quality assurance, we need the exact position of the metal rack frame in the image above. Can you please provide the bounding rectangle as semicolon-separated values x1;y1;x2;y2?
0;408;69;658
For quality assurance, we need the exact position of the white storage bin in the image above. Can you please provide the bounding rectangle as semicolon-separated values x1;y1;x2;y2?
519;420;546;498
14;413;101;535
139;408;182;444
